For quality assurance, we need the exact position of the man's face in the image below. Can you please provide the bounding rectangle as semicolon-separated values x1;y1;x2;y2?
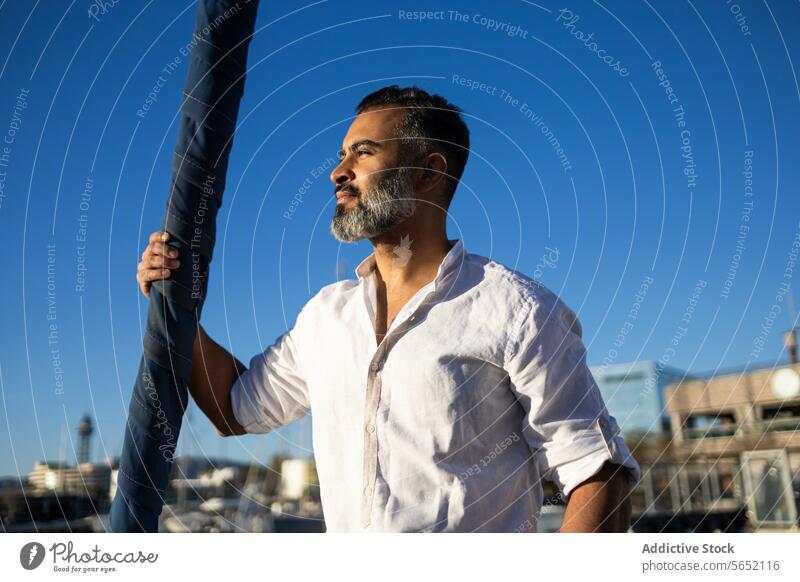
329;107;418;242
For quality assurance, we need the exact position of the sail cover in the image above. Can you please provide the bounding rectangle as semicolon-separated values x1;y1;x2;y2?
109;0;260;532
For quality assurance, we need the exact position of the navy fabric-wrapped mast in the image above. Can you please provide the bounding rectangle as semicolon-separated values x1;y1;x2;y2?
109;0;260;532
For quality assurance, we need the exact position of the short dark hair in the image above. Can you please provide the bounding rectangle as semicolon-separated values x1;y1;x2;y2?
355;85;470;206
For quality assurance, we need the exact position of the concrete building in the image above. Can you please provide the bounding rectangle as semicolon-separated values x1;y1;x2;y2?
27;461;112;497
278;458;317;501
657;363;800;529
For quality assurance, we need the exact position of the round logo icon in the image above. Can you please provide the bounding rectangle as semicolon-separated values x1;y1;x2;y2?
20;542;46;570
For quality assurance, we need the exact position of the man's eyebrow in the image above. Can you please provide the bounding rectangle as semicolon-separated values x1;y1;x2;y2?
337;139;383;159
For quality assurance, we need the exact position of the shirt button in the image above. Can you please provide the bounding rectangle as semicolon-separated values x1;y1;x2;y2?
364;486;373;496
365;424;375;434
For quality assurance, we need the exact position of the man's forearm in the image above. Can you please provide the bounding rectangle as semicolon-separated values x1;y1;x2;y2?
559;461;632;532
189;324;247;436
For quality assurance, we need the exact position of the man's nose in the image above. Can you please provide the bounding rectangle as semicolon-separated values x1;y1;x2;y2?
330;157;355;185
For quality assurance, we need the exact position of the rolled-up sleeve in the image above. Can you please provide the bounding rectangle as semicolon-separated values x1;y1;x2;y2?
504;292;640;500
230;317;310;434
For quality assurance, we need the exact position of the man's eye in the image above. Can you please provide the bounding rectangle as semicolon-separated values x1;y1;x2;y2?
357;150;371;156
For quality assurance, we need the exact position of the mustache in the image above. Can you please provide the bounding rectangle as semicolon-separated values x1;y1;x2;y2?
335;184;359;197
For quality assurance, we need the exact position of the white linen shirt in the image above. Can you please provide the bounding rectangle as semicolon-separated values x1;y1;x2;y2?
230;238;640;532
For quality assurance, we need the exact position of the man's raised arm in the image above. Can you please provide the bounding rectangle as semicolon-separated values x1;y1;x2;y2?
137;229;246;437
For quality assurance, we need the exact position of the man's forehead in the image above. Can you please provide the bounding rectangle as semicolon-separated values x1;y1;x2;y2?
341;107;404;147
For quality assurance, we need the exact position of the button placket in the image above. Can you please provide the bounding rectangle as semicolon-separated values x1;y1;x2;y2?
359;317;422;529
360;342;385;528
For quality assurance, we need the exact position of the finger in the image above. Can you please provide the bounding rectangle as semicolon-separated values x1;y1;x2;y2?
146;254;180;270
137;273;150;295
149;231;168;244
141;268;172;282
151;241;179;258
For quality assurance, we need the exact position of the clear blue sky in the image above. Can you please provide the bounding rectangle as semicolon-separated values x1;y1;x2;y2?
1;0;798;477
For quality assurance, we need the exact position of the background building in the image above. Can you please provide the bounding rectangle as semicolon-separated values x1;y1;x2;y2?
27;460;111;497
591;361;688;436
662;362;800;530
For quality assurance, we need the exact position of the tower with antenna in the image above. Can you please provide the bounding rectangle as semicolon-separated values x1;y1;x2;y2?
77;414;93;465
784;290;798;365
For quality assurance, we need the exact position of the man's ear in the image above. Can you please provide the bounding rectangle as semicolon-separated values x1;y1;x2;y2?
415;151;448;194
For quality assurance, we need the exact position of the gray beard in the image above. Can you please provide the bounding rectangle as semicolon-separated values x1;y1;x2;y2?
330;167;416;242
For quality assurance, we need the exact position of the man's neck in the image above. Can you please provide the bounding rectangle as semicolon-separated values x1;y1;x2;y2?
369;228;452;290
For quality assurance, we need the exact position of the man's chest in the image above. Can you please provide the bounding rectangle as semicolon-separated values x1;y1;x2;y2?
373;286;421;346
301;296;515;425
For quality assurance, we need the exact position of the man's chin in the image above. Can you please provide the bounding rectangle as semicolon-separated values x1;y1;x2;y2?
330;220;367;243
330;231;364;243
330;206;415;243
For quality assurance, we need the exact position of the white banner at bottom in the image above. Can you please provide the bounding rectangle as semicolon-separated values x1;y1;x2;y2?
1;532;798;581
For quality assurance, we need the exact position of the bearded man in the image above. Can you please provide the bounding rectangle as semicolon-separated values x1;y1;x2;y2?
136;85;640;533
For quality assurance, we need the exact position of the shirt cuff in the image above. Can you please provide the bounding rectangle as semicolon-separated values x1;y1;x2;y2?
230;374;271;434
540;415;641;500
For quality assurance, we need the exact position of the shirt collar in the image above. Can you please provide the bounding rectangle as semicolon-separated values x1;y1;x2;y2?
355;238;465;289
